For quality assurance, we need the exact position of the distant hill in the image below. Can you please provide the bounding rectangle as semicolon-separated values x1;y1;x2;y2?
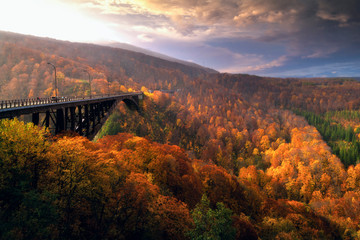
0;31;217;99
104;42;218;74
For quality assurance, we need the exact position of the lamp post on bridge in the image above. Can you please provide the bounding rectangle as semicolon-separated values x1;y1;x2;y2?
47;62;58;101
83;69;92;99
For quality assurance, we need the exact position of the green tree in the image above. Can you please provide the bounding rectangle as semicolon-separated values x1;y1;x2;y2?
0;118;57;239
187;194;236;240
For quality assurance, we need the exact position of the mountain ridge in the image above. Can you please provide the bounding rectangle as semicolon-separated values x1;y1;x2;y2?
102;41;218;74
0;30;217;75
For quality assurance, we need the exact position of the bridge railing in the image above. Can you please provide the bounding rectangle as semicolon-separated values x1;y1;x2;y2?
0;93;142;110
0;97;78;109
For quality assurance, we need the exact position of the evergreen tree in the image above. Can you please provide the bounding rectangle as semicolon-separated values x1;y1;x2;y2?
187;194;236;240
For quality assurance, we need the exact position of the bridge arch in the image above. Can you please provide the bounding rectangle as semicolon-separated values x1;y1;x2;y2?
122;97;139;111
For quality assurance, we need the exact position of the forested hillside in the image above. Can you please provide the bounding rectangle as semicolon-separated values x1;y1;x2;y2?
0;31;213;99
1;31;360;239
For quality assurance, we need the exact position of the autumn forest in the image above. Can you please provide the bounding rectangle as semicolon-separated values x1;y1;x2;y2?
1;31;360;239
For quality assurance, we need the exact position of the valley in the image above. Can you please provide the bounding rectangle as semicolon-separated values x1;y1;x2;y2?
1;31;360;239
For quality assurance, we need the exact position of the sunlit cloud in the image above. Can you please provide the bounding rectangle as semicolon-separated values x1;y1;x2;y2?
245;56;288;72
79;0;145;15
71;0;360;56
304;48;338;59
219;55;288;74
0;0;126;43
137;34;153;42
1;0;360;77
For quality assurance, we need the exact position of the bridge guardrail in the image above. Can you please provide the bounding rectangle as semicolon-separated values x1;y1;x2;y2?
0;92;142;110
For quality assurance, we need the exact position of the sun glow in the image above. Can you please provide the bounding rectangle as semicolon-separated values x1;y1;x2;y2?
0;0;123;42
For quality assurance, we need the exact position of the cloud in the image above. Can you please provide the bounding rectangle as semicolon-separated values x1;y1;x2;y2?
137;33;153;42
78;0;360;56
265;61;360;77
317;11;349;24
316;0;360;23
220;55;288;74
246;55;288;72
58;0;360;76
304;48;338;59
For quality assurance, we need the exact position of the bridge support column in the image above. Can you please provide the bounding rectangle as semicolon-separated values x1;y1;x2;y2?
64;108;69;130
90;104;95;133
84;105;89;136
77;105;83;135
96;104;101;124
55;108;65;134
101;102;105;118
32;112;39;126
45;111;50;128
70;107;76;131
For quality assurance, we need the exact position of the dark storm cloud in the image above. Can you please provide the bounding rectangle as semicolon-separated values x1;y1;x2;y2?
92;0;358;60
278;0;360;58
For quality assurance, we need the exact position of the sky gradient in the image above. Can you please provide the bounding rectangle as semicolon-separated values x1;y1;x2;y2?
1;0;359;77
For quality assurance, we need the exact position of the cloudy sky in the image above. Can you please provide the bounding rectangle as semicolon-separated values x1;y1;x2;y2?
0;0;359;77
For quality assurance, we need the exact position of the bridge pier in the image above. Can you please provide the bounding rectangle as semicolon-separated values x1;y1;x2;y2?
55;108;65;134
70;107;76;131
84;105;90;136
32;112;39;126
96;104;101;124
45;111;50;128
101;103;105;118
90;104;96;133
64;108;69;130
77;105;83;135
